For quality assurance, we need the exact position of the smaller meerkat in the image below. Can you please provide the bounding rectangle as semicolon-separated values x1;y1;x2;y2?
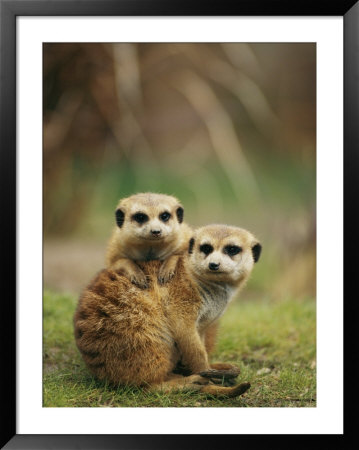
173;224;262;375
105;193;192;288
74;224;261;398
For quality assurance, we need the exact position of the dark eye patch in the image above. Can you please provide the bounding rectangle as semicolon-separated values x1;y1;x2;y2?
200;244;214;255
224;245;242;256
252;243;262;263
115;209;125;228
188;238;195;254
132;212;149;224
176;207;184;223
159;211;171;222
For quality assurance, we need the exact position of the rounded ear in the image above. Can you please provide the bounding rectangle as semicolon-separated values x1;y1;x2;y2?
252;243;262;263
115;209;125;228
176;206;184;223
188;238;195;254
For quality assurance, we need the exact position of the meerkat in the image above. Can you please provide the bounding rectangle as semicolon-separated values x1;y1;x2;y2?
185;224;261;369
105;192;192;288
74;224;261;398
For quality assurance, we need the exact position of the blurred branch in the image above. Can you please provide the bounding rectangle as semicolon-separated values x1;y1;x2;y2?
180;44;281;140
208;58;281;139
221;43;263;81
113;44;143;108
171;69;259;198
112;44;156;162
43;91;83;155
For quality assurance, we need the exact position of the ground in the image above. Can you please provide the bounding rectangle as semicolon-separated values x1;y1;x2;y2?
43;289;316;408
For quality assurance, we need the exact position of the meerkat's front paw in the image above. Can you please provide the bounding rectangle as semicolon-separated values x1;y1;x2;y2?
158;256;178;284
130;276;148;289
111;259;149;288
158;267;175;284
128;270;149;289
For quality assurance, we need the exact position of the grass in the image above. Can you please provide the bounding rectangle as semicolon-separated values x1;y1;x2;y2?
43;290;316;408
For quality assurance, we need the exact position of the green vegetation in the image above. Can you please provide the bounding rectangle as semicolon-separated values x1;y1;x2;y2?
67;154;316;239
43;290;316;408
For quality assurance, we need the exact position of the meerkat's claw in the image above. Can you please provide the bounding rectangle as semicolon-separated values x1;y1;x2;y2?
158;255;179;284
130;276;149;289
158;271;175;284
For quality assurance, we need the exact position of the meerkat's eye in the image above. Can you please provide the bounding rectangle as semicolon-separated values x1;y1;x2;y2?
200;244;214;255
159;211;171;222
132;212;149;224
224;245;242;256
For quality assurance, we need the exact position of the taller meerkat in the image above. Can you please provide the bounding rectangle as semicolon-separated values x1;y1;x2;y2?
106;193;192;288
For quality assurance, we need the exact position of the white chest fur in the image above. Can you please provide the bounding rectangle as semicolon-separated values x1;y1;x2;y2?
196;281;235;328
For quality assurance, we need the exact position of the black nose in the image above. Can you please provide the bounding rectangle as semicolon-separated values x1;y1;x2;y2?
209;262;220;271
151;230;161;236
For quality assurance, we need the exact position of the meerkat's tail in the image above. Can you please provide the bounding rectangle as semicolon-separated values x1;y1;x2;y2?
151;374;250;399
199;382;251;398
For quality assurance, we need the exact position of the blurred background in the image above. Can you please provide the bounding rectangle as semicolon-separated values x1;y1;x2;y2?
43;43;316;300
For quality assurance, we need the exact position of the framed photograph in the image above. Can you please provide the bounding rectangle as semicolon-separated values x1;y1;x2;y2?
2;0;356;448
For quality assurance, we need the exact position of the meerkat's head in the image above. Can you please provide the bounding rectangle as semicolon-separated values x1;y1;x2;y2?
187;224;261;285
114;193;185;243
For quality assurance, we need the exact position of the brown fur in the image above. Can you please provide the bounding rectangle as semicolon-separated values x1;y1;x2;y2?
74;225;261;397
203;322;219;355
105;193;192;288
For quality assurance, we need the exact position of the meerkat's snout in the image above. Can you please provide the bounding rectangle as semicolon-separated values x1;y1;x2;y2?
209;262;220;271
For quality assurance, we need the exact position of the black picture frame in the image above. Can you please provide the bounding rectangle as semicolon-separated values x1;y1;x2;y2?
1;1;357;448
